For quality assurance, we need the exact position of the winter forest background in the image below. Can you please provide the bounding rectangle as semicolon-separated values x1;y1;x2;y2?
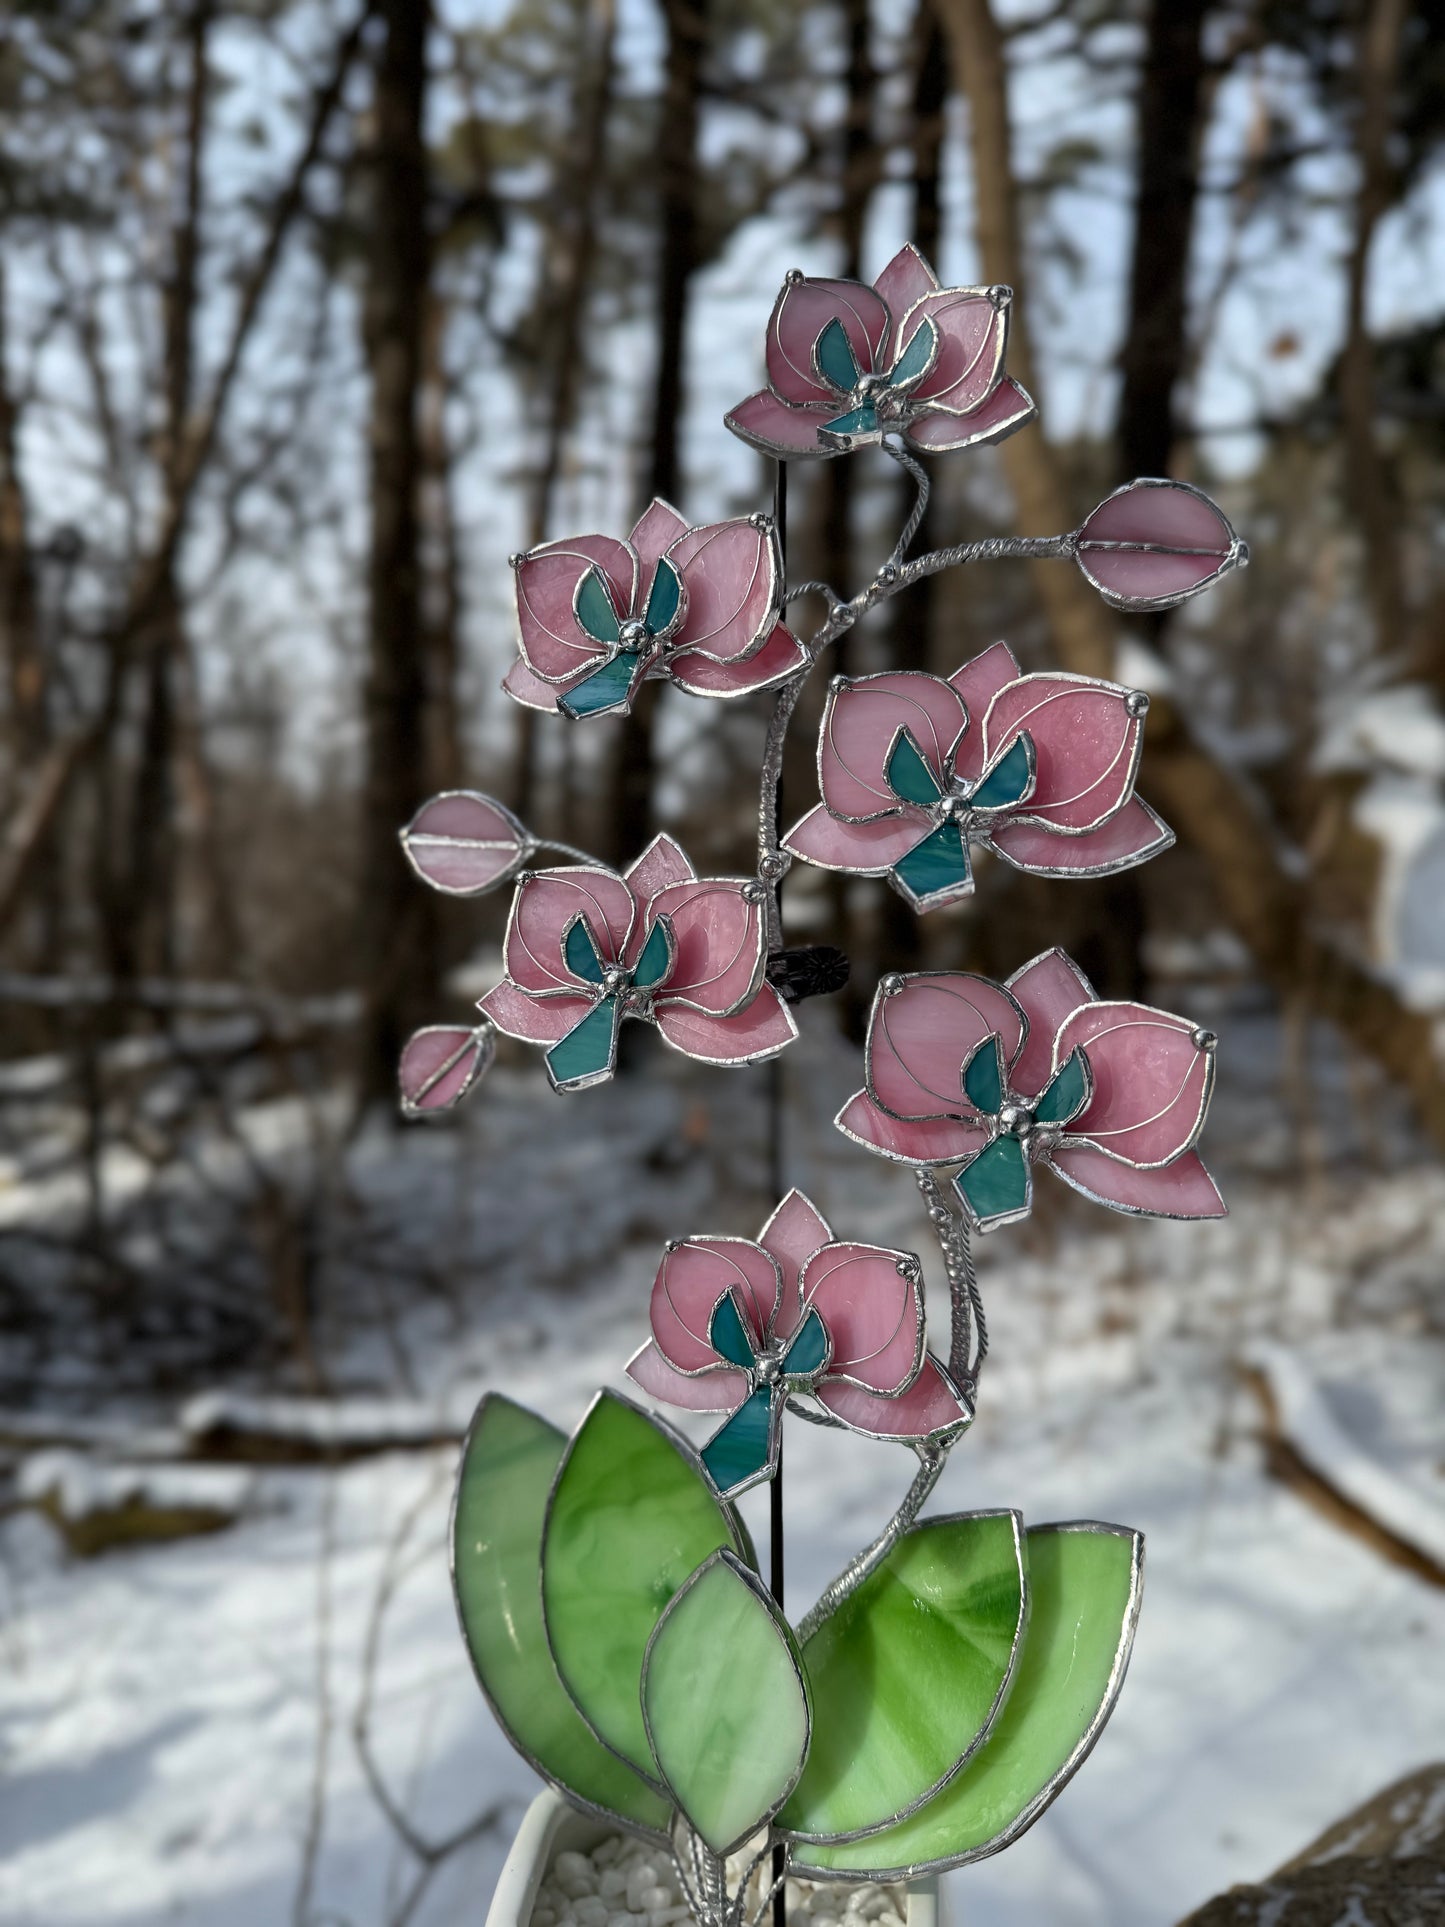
2;0;1445;1922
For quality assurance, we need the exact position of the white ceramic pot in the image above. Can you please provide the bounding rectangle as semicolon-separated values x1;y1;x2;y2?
486;1790;946;1927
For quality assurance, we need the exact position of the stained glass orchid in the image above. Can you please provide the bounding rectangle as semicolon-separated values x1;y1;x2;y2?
477;834;797;1091
503;499;806;719
837;950;1224;1231
724;245;1036;460
627;1190;972;1495
783;644;1170;910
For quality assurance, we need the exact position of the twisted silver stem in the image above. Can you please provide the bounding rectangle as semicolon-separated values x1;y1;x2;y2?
794;1442;945;1644
916;1168;987;1394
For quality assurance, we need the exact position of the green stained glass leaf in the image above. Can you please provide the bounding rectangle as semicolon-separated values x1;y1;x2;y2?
815;317;861;394
778;1512;1027;1843
542;1391;747;1780
708;1290;757;1370
644;556;682;637
886;729;943;807
452;1396;672;1835
559;650;640;719
792;1524;1143;1879
954;1135;1029;1228
892;824;971;908
575;566;622;646
1035;1047;1091;1126
962;1037;1005;1118
544;997;619;1092
633;914;675;990
782;1306;829;1381
642;1550;810;1856
563;916;605;984
888;317;937;389
969;735;1034;810
701;1387;777;1497
821;404;879;438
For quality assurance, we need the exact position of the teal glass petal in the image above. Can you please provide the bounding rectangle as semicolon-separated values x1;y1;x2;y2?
563;916;605;984
644;556;682;636
708;1290;757;1371
886;728;943;806
821;404;879;437
969;735;1033;810
962;1036;1005;1118
782;1305;829;1381
575;566;622;645
545;997;619;1091
888;316;937;389
1035;1046;1090;1126
642;1551;810;1856
954;1136;1030;1228
558;650;640;719
633;913;674;990
892;823;971;907
702;1387;777;1496
815;317;861;394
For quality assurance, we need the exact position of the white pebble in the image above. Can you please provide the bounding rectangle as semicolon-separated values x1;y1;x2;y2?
640;1888;671;1911
593;1840;622;1868
599;1871;628;1899
575;1900;609;1926
556;1853;594;1884
532;1912;556;1927
625;1869;653;1911
651;1909;692;1926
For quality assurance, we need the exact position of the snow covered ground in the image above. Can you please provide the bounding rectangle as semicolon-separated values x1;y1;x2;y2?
2;1004;1444;1927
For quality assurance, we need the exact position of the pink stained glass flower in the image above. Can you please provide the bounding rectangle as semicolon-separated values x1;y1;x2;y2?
1074;478;1248;612
504;498;806;720
626;1189;972;1495
475;833;797;1092
724;245;1037;461
835;951;1225;1232
400;791;535;896
781;644;1173;911
398;1023;495;1115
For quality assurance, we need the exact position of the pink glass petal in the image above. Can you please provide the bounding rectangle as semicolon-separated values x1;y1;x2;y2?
982;675;1143;832
625;833;696;905
669;621;807;697
817;1355;972;1441
397;1024;492;1113
834;1090;988;1167
905;378;1035;452
1046;1146;1226;1219
900;289;1005;412
502;658;561;712
872;245;940;360
767;277;890;404
1057;1001;1214;1165
650;1237;780;1372
988;796;1173;880
946;643;1022;784
868;974;1026;1119
759;1191;834;1338
666;518;776;664
514;534;638;680
629;497;690;587
506;868;637;993
820;672;967;821
401;792;528;896
646;879;762;1016
625;1339;748;1414
654;984;797;1065
783;804;931;876
802;1243;923;1395
477;982;593;1045
724;391;840;459
1003;949;1097;1099
1076;481;1236;610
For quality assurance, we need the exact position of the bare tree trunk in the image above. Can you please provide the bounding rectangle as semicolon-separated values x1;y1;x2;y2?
356;0;436;1109
1339;0;1409;647
419;289;463;795
0;262;44;795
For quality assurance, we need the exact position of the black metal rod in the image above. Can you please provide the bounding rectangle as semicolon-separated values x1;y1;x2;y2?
769;458;788;1927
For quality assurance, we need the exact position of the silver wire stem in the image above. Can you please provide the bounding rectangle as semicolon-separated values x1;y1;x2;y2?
794;1441;946;1645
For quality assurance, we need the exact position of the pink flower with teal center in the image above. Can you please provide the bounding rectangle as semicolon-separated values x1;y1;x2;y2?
724;245;1036;460
783;644;1172;911
503;499;806;719
626;1190;973;1496
837;951;1225;1231
478;834;798;1091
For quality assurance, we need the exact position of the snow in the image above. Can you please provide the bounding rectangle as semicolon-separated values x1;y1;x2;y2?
1;1017;1444;1926
1314;685;1445;781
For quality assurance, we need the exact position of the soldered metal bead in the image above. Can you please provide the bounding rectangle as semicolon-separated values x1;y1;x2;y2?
878;973;906;998
877;562;898;585
987;284;1013;310
748;512;773;532
829;672;851;693
1192;1027;1218;1052
1125;689;1150;718
741;879;766;903
784;268;806;286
